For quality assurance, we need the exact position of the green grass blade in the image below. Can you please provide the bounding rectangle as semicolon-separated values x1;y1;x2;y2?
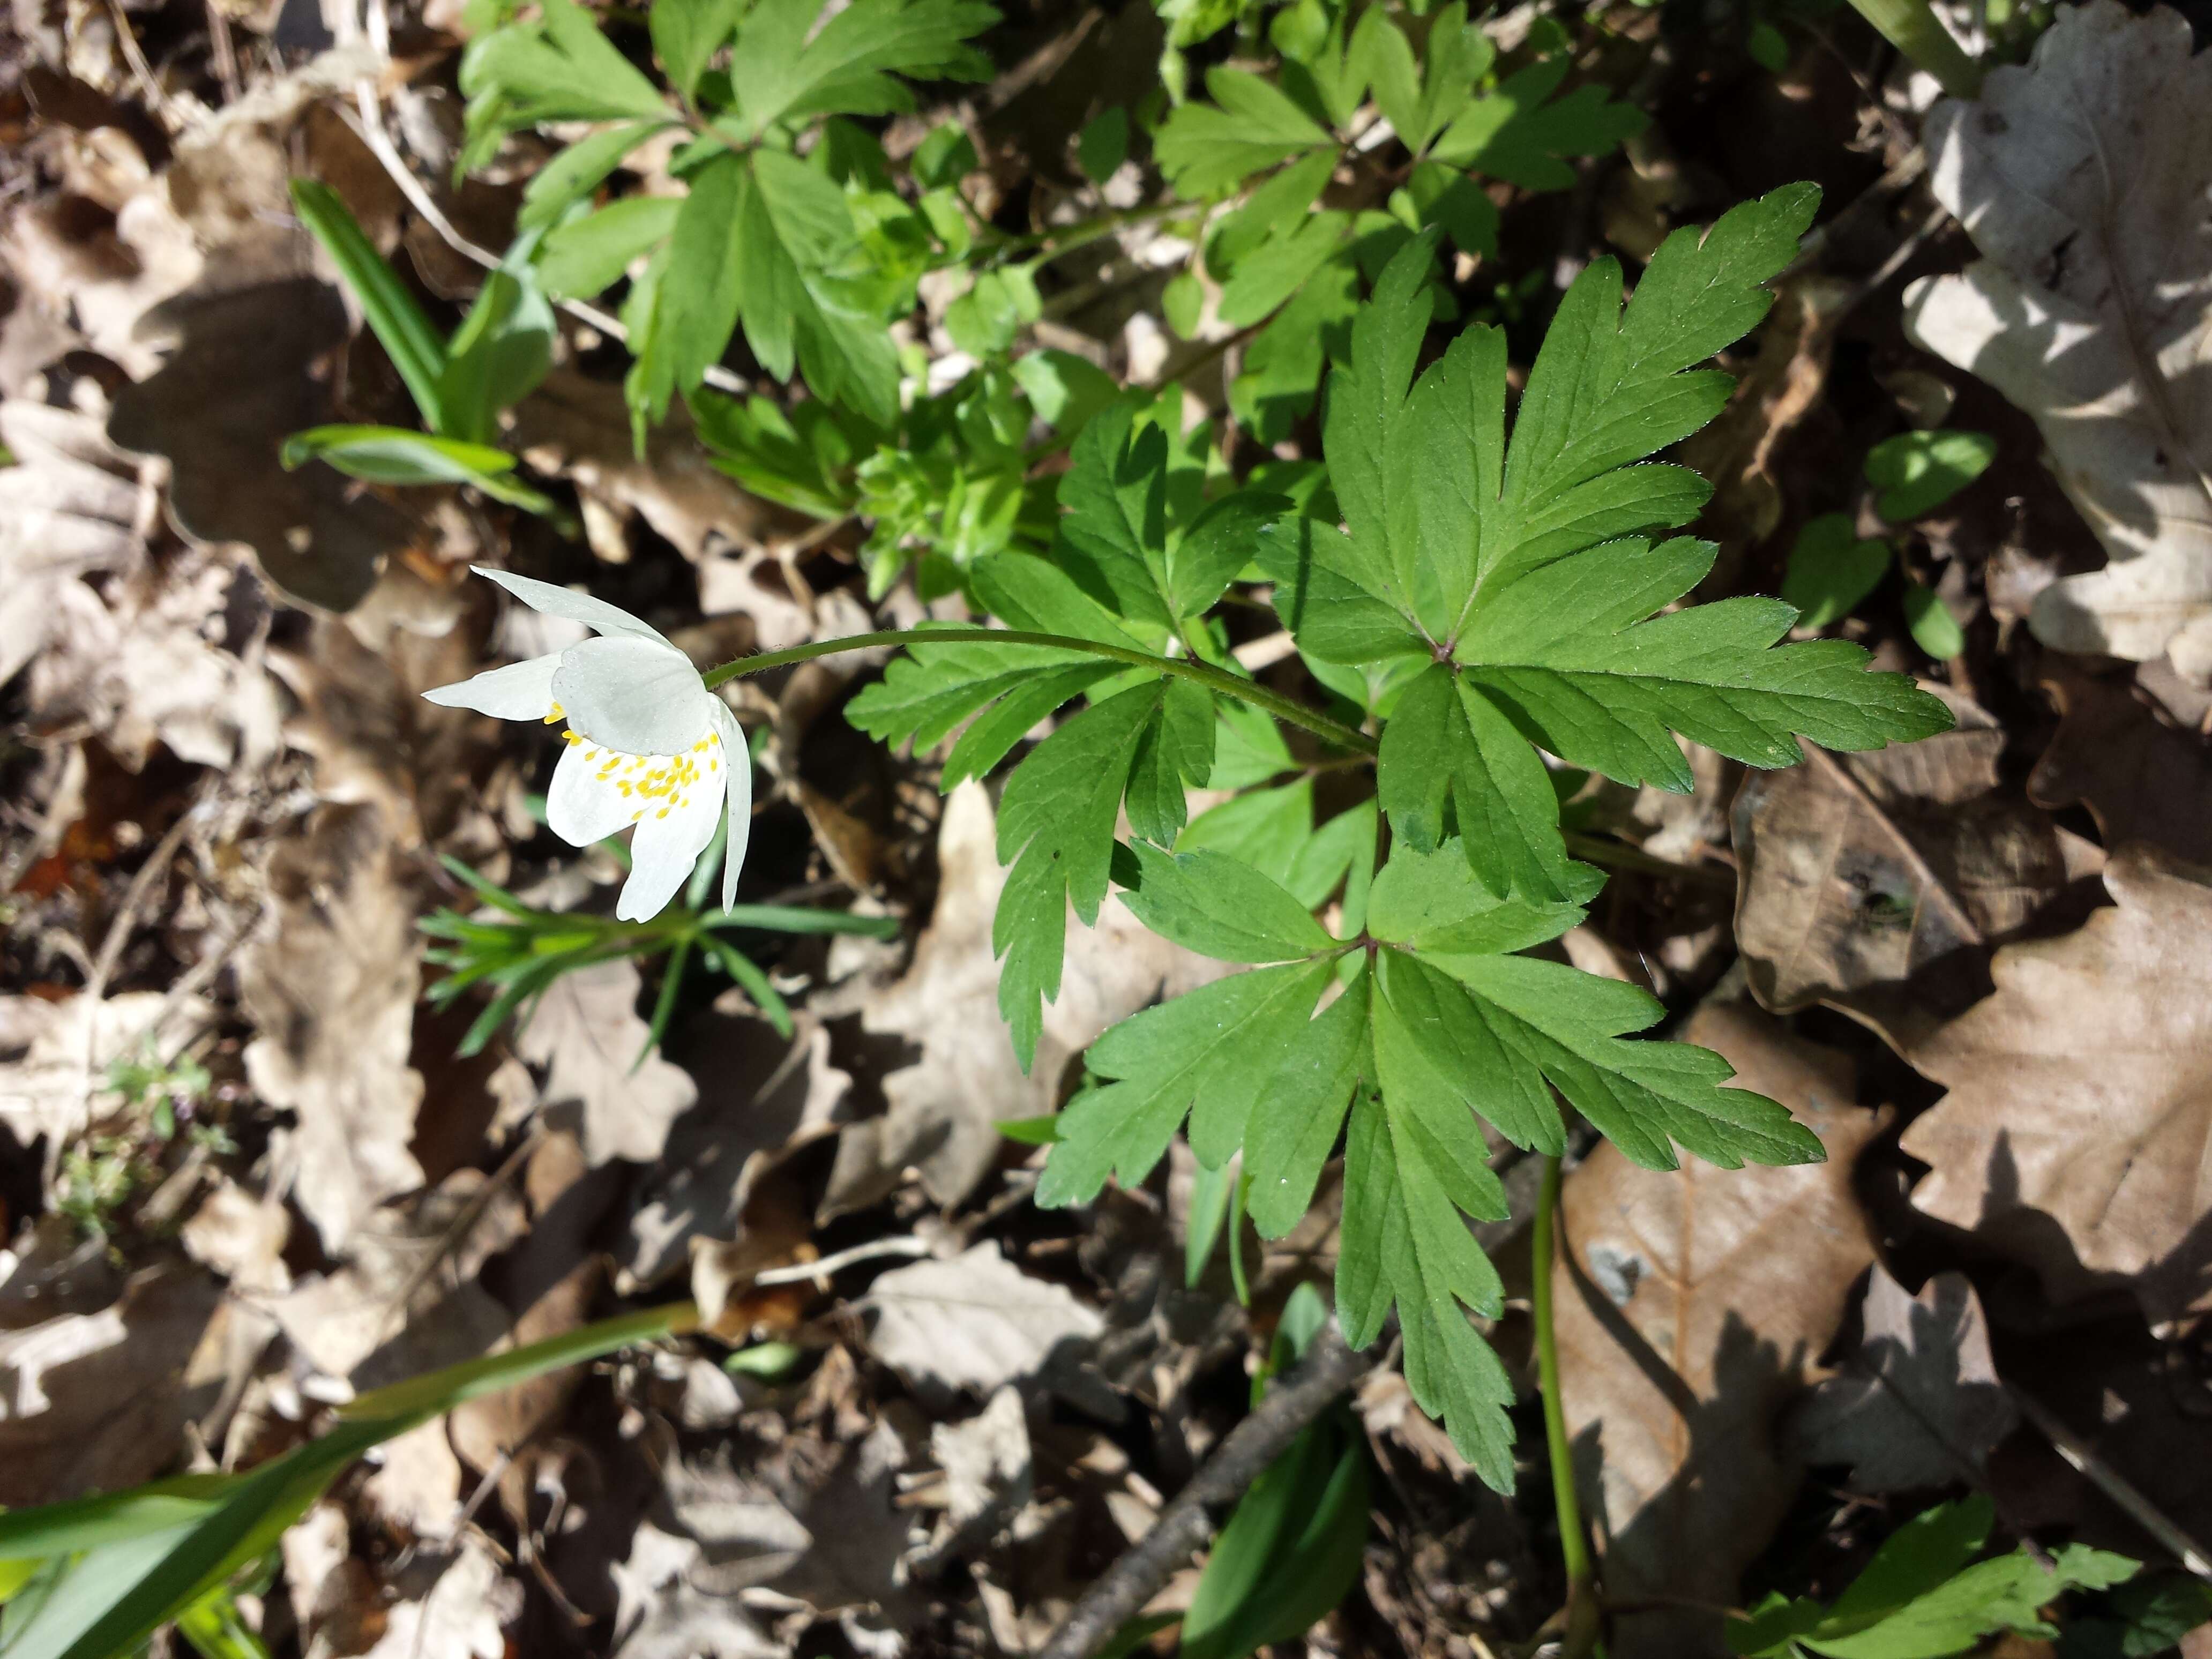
289;178;450;433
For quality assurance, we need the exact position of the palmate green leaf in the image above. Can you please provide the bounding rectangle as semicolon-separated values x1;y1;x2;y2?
458;0;669;137
1051;397;1283;630
1036;838;1828;1478
720;0;996;143
1266;188;1953;894
1154;66;1334;196
1428;54;1648;188
847;548;1139;777
620;147;900;433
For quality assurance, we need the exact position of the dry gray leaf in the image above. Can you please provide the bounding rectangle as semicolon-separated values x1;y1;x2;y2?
266;1170;524;1386
622;1017;849;1291
611;1522;788;1659
26;538;285;771
1902;0;2212;678
2029;667;2212;868
358;1541;519;1659
913;1385;1034;1569
846;781;1227;1208
0;1265;223;1506
1555;1003;1884;1657
1900;845;2212;1321
862;1240;1105;1408
515;958;700;1167
108;278;413;612
241;803;426;1252
0;400;148;686
1788;1267;2016;1492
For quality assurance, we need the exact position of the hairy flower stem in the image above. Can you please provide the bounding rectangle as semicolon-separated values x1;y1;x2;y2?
1845;0;1983;98
703;627;1378;755
1535;1153;1603;1659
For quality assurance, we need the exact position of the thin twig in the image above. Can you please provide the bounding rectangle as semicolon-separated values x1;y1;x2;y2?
331;104;750;395
1036;1321;1379;1659
2009;1385;2212;1578
761;1235;931;1286
104;0;175;124
204;0;241;102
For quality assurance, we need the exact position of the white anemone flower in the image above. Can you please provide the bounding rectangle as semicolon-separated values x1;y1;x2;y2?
423;567;749;922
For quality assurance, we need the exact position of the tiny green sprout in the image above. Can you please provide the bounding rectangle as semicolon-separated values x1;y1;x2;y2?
723;1340;805;1380
1783;513;1894;630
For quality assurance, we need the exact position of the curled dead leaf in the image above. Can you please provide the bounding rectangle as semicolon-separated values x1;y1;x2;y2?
1903;0;2212;679
1900;844;2212;1322
1733;716;2102;1047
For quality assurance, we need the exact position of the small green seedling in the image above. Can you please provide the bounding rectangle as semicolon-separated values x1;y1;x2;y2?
1780;429;1994;660
284;181;570;525
1730;1495;2137;1657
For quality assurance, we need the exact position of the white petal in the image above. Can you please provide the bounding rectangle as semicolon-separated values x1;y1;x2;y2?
713;699;752;911
421;653;559;720
552;636;714;756
472;565;674;646
545;734;644;847
617;734;728;922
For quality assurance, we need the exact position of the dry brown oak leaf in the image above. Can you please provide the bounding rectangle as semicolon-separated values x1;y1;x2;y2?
1900;844;2212;1323
1903;0;2212;680
1733;716;2101;1048
1553;1002;1883;1658
2029;666;2212;869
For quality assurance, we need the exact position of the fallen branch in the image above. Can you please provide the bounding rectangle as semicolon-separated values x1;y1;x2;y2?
1037;1321;1379;1659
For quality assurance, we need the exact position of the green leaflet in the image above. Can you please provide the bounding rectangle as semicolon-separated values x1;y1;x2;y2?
1038;958;1335;1200
991;679;1215;1069
1377;663;1582;901
1338;1085;1516;1485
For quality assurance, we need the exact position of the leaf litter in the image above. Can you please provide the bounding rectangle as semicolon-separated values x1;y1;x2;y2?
3;0;2212;1654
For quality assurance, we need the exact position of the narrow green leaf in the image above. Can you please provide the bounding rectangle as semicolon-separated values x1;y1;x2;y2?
280;425;518;487
290;179;449;433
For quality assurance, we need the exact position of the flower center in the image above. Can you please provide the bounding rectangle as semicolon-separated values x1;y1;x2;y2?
548;702;721;823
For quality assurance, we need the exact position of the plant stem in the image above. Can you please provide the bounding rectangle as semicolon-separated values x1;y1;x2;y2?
1535;1153;1603;1659
1036;1321;1378;1659
1844;0;1983;98
701;626;1377;755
